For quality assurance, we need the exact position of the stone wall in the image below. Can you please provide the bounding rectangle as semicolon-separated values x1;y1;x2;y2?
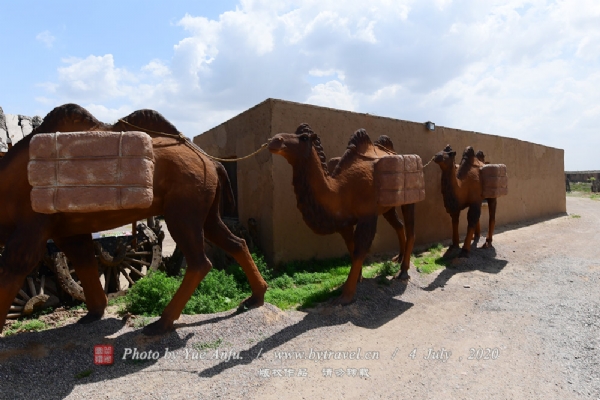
0;106;42;152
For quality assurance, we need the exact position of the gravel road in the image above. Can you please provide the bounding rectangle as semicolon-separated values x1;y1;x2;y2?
0;196;598;399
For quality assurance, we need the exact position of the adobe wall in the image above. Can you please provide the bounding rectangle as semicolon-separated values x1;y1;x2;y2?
194;101;277;263
196;99;566;265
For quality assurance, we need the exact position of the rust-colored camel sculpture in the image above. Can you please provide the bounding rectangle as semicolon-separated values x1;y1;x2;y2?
433;144;501;258
269;124;421;305
0;103;267;335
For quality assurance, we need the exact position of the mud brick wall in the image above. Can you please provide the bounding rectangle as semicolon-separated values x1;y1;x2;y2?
195;99;566;265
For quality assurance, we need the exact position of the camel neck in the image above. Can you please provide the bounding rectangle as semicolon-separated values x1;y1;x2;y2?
440;165;461;214
290;149;338;234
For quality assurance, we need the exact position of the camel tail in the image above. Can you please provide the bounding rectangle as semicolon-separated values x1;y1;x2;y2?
214;161;236;214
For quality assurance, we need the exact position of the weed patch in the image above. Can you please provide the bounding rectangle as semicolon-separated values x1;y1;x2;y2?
412;243;449;274
193;338;223;351
3;319;47;336
75;369;93;379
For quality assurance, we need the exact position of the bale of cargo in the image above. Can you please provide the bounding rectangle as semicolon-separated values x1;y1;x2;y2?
480;163;508;198
375;154;426;207
28;131;154;213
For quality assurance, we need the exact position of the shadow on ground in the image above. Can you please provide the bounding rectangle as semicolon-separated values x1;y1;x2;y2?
0;278;412;399
422;246;508;291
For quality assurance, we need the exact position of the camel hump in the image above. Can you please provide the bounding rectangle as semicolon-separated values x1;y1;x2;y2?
34;103;104;134
115;109;180;136
346;128;373;153
374;135;395;152
457;146;477;179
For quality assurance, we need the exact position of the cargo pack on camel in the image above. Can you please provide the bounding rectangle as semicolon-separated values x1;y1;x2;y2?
0;103;267;336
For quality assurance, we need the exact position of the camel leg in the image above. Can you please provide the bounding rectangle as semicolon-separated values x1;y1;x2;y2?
204;206;267;310
481;198;497;249
459;204;481;258
382;208;406;264
54;235;108;323
338;225;360;282
394;203;414;282
443;212;461;258
334;216;378;306
0;230;47;333
473;219;481;246
143;198;214;335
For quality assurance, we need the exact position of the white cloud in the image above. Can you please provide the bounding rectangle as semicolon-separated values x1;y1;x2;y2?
306;80;356;111
36;30;55;48
36;0;600;169
142;60;170;78
51;55;136;101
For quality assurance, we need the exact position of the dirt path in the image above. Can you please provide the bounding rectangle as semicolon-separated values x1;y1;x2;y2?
0;197;598;399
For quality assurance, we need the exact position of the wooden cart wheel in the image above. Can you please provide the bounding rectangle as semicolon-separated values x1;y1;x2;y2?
1;246;50;319
95;222;162;294
50;252;86;301
8;275;51;320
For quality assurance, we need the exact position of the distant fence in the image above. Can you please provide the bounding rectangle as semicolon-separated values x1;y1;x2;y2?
565;171;600;183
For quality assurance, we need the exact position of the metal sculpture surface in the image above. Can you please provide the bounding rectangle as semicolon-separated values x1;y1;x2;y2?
433;145;507;258
269;124;425;305
0;104;267;335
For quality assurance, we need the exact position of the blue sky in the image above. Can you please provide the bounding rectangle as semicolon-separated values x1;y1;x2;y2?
1;0;599;170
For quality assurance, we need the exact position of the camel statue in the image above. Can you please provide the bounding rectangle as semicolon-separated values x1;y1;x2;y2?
433;144;506;258
269;124;425;305
0;103;267;335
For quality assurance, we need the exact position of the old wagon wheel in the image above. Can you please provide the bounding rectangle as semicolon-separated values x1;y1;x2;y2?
8;275;51;320
95;222;162;295
1;245;49;319
49;252;86;301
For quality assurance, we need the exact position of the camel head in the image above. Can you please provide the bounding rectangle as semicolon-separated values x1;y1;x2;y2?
433;144;456;170
269;123;326;166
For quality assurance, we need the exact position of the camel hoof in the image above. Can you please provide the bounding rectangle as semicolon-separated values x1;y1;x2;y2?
391;254;402;263
142;319;173;336
393;271;410;283
443;246;460;259
238;295;265;312
457;249;470;258
481;241;493;249
472;236;481;246
77;311;103;324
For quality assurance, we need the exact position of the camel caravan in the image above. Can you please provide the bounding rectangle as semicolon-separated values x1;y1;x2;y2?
0;103;507;335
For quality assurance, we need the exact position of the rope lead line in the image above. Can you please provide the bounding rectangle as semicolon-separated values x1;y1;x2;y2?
117;119;269;163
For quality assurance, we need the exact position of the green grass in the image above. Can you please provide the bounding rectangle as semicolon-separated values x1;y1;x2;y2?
411;243;450;274
123;245;451;316
570;214;581;218
3;319;47;336
569;182;592;193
